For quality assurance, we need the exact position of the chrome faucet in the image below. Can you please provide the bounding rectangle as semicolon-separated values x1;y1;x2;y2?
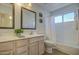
30;31;33;35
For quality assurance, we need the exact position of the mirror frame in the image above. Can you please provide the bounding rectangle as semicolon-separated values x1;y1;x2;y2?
0;3;15;29
21;7;36;30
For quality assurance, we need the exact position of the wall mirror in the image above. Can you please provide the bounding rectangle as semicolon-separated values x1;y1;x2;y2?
0;3;14;29
21;7;36;29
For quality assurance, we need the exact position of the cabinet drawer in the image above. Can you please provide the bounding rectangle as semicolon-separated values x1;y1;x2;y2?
0;41;14;51
29;36;44;43
15;46;28;55
0;50;13;55
15;39;28;47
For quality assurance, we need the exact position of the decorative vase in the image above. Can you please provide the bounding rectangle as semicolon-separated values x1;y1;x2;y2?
16;33;21;37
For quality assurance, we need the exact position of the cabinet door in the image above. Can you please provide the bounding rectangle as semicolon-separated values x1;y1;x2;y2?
15;39;28;48
15;46;28;55
38;40;45;55
29;42;38;55
0;41;14;55
14;39;28;55
0;41;14;51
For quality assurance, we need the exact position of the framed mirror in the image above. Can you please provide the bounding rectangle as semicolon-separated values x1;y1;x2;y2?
21;7;36;29
0;3;14;29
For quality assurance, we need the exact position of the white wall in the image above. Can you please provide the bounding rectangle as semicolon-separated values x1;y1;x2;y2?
0;3;46;36
44;13;51;40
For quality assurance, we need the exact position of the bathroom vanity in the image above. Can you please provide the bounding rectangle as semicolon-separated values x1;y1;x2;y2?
0;34;45;55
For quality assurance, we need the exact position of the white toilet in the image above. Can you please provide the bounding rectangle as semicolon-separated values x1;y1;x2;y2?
44;40;56;53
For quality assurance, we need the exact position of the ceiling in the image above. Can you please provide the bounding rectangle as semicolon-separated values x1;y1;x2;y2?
34;3;71;12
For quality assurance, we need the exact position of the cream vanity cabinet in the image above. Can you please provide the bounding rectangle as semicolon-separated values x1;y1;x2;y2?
29;36;45;55
0;35;45;55
0;41;15;55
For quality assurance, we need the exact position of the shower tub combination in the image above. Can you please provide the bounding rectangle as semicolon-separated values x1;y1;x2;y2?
45;40;79;55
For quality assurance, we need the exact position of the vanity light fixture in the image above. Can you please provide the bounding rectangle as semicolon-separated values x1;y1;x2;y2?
16;3;22;6
16;3;32;7
28;3;32;7
23;3;32;8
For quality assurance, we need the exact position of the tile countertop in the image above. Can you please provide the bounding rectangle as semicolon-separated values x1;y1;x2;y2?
0;34;44;43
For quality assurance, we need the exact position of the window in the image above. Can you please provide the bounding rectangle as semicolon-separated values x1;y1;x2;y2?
55;16;62;23
54;12;74;23
63;12;74;22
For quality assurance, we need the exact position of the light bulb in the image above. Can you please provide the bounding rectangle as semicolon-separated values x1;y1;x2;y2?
9;16;12;20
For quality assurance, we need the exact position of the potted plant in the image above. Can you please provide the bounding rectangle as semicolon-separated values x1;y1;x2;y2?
14;29;23;37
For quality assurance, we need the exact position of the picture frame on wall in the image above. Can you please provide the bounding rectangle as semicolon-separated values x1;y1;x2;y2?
39;13;43;17
39;19;43;23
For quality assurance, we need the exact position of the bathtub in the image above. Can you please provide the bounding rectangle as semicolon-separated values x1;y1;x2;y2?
44;40;79;55
56;42;79;55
